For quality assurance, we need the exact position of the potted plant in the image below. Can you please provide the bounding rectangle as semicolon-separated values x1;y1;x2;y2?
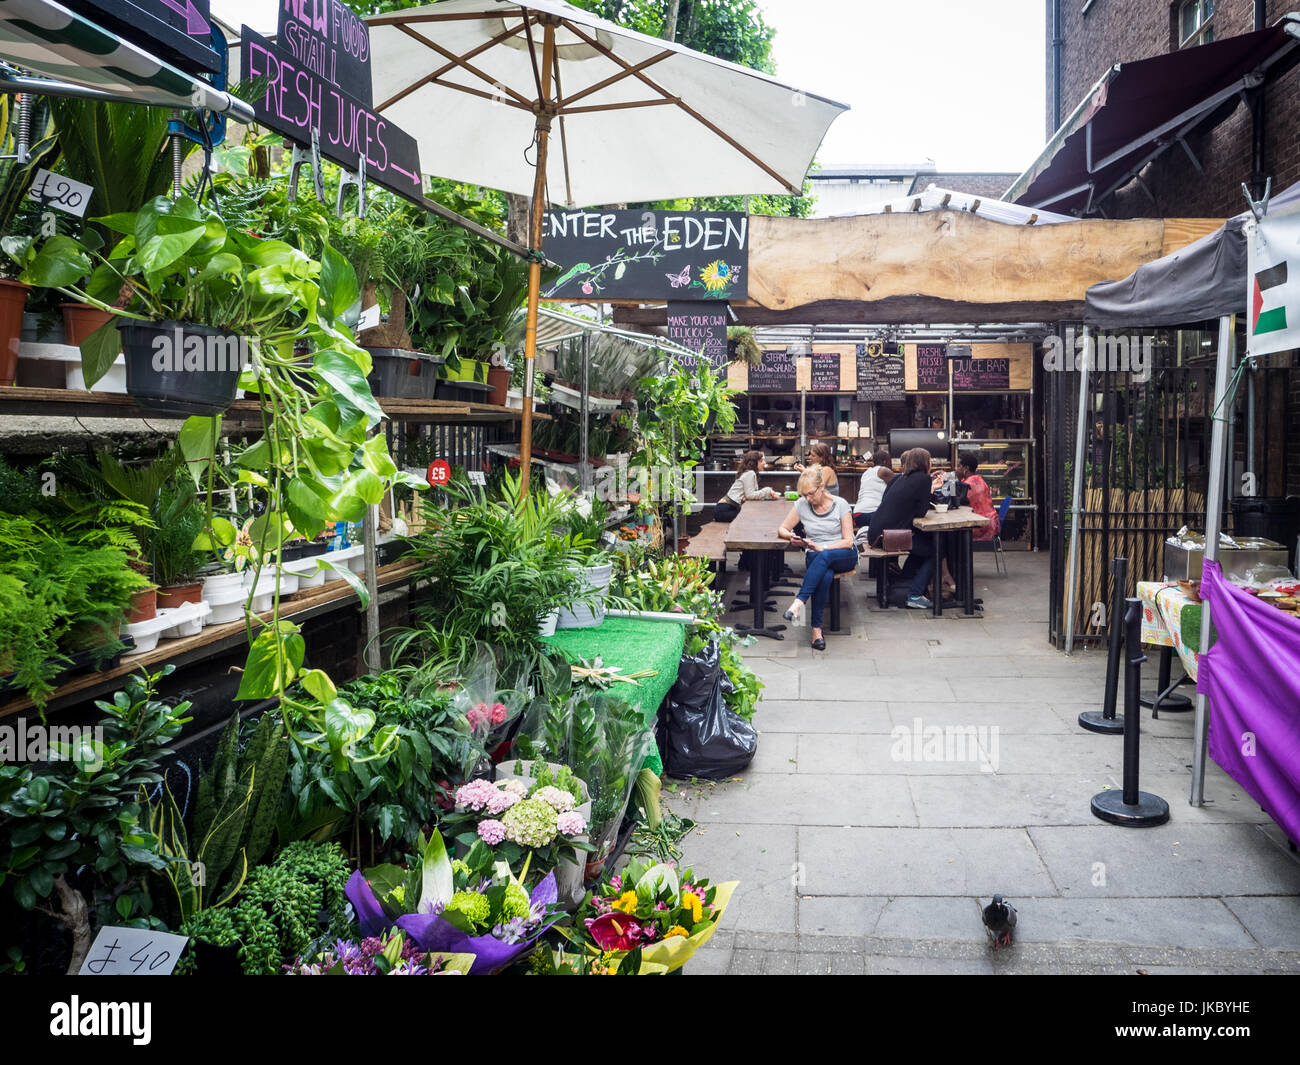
148;480;208;607
727;325;763;366
10;195;318;417
555;498;614;630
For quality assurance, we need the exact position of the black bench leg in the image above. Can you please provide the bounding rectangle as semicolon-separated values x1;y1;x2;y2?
830;579;841;632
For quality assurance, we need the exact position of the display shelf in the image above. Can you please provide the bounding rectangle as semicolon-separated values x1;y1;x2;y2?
0;388;548;425
0;560;423;719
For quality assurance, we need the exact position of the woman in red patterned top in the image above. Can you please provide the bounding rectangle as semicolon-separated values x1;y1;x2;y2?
959;451;1001;543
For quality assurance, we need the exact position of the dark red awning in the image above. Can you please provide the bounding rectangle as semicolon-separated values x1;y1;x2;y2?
1006;16;1300;214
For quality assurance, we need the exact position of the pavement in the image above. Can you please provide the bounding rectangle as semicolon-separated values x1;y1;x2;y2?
672;548;1300;975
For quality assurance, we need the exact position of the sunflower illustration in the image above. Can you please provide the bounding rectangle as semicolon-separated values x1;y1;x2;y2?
699;260;739;293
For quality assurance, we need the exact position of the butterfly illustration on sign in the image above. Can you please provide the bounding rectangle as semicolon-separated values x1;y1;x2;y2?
666;265;692;288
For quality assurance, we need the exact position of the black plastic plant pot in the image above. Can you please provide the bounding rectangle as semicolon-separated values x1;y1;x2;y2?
300;540;330;558
120;320;245;417
279;543;309;562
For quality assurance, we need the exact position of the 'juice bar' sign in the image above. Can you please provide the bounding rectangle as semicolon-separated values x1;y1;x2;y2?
241;1;422;206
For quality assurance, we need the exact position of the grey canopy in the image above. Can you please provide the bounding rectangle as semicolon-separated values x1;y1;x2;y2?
1084;180;1300;327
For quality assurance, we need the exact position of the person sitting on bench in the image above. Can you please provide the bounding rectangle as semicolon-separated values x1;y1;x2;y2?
777;465;856;650
867;447;938;610
853;448;894;529
714;450;781;523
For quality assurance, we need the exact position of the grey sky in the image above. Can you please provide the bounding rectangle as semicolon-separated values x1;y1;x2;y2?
211;0;1048;171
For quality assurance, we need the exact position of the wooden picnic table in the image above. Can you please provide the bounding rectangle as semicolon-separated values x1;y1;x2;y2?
913;506;990;618
724;499;799;638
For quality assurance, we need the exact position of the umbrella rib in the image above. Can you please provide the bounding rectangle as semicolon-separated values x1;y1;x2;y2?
560;99;677;114
551;46;573;206
394;22;536;110
520;6;547;106
369;9;507;25
561;19;802;194
555;49;674;109
374;16;534;112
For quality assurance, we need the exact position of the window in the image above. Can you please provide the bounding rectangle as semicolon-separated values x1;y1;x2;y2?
1177;0;1215;47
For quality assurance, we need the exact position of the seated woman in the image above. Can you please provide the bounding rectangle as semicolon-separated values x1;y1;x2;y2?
853;448;893;529
714;449;781;522
777;465;856;651
795;442;839;495
936;450;1002;596
866;448;938;609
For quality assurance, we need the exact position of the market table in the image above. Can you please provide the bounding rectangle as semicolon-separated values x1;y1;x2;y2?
723;499;799;640
542;616;687;775
912;507;990;617
1137;581;1212;714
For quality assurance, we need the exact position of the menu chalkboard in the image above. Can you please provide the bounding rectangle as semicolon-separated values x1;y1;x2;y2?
856;342;905;401
809;352;840;392
749;349;797;392
666;302;728;371
278;0;373;106
915;343;947;390
951;357;1010;390
241;27;424;206
542;210;747;301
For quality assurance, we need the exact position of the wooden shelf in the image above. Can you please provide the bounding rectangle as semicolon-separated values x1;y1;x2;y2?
0;560;423;719
0;388;547;426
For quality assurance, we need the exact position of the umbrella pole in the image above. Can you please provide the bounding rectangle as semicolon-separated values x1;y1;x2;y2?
1063;325;1090;654
519;24;557;498
1190;314;1234;806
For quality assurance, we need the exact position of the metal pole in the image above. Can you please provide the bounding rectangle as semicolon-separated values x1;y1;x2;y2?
1079;556;1127;734
799;388;807;451
947;359;955;436
1245;357;1256;480
1191;315;1234;805
579;333;591;494
171;110;183;199
363;503;381;672
1063;326;1091;655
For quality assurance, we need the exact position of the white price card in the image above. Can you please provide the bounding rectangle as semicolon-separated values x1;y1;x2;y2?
786;421;796;430
357;304;381;330
601;530;617;544
468;470;486;485
27;169;93;218
80;926;188;975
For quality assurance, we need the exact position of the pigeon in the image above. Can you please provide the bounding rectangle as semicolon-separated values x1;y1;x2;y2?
982;894;1017;948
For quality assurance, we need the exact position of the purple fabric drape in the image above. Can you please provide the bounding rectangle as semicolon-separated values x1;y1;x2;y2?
1200;560;1300;844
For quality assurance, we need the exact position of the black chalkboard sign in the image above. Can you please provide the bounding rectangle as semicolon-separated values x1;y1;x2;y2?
242;27;424;207
749;349;796;392
64;0;219;75
915;343;947;391
666;302;728;371
809;352;840;392
855;342;904;401
278;0;373;107
542;210;747;301
951;357;1011;390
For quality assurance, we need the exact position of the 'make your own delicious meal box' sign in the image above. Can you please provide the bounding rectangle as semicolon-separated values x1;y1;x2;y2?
543;210;748;302
241;0;423;205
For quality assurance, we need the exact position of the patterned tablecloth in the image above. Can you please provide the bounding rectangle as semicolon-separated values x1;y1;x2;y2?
1137;582;1206;681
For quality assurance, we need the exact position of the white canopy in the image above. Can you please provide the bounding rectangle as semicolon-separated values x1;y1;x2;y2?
366;0;847;206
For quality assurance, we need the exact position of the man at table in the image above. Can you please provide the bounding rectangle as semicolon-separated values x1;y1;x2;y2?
867;447;937;609
776;465;856;651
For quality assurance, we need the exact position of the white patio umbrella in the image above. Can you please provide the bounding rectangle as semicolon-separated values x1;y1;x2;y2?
366;0;847;490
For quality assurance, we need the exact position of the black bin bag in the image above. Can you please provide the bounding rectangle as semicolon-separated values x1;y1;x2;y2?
658;640;757;779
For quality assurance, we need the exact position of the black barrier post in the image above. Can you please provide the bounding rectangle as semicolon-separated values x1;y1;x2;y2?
1091;598;1170;826
1079;556;1127;735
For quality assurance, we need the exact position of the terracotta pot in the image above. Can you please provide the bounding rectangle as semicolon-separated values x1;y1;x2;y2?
127;586;158;623
61;303;115;346
0;280;30;387
156;582;203;608
487;365;511;405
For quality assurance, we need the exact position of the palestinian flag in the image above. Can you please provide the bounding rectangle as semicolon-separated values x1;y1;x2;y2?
1252;261;1287;338
1247;209;1300;357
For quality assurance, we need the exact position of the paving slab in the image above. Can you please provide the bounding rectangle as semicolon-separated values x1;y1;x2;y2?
797;895;889;936
797;731;999;775
1222;896;1300;949
678;822;797;934
752;699;893;735
887;701;1068;733
908;772;1112;827
695;772;917;827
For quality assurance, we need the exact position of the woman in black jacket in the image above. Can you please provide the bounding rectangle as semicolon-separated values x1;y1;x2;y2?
866;448;937;608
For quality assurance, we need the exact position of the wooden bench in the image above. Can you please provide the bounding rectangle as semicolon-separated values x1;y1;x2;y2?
683;521;730;570
858;545;908;609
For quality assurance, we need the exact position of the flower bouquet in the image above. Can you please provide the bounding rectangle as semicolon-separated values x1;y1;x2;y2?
443;759;593;903
568;859;736;974
284;929;474;975
450;646;531;773
346;830;563;975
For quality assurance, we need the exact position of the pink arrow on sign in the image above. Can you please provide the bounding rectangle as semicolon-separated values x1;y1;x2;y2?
159;0;210;37
390;163;421;186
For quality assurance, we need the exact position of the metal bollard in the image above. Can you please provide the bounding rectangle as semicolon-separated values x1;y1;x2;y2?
1090;598;1170;826
1079;556;1127;735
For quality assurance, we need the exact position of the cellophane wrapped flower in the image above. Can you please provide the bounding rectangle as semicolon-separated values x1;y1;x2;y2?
489;702;508;725
532;785;576;813
556;810;587;836
477;819;507;845
501;797;558;847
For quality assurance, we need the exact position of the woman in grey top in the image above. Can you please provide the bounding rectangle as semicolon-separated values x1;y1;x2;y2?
715;450;780;522
776;465;856;650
